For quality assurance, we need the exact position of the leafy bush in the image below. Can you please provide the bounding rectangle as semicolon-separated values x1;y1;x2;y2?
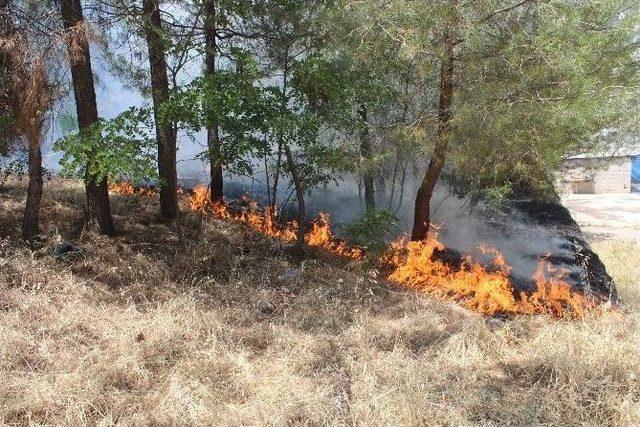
343;209;399;252
53;107;157;184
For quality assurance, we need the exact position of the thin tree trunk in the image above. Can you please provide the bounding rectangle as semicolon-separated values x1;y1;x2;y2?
270;55;291;213
1;0;13;190
0;0;10;69
142;0;179;219
394;165;407;215
411;31;454;241
59;0;115;235
22;133;42;240
263;149;272;206
358;104;375;211
4;0;43;242
387;156;399;210
284;144;306;247
204;0;223;203
270;140;283;211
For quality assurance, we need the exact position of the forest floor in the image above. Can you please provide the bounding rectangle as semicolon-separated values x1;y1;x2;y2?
1;179;639;426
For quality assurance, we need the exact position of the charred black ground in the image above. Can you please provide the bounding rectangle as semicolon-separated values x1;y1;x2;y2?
510;198;617;301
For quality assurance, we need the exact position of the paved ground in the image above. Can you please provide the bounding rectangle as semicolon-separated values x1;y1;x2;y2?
562;193;640;242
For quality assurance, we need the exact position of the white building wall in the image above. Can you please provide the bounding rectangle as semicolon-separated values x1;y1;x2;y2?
556;156;632;194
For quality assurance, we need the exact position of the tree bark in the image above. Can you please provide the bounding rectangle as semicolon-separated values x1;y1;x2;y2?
358;104;375;211
387;156;399;210
22;133;42;240
394;165;407;215
142;0;179;219
411;31;455;241
0;0;13;153
60;0;115;235
1;0;43;241
204;0;223;203
284;144;306;247
269;140;284;212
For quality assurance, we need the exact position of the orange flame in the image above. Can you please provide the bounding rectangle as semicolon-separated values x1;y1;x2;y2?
188;185;212;212
187;186;363;258
109;182;157;197
307;213;364;259
109;182;135;195
386;234;598;318
187;185;299;242
106;182;602;319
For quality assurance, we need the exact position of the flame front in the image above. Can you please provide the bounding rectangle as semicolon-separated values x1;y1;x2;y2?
188;186;299;242
109;182;602;319
187;186;363;259
307;213;364;259
109;182;156;197
386;235;597;318
109;182;136;195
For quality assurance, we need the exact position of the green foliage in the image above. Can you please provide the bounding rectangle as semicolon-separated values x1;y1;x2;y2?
162;53;266;176
343;209;400;252
340;0;640;200
444;1;640;198
54;107;157;183
263;81;357;192
0;150;27;183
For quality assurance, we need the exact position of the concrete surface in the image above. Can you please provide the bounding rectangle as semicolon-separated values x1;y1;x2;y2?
561;194;640;242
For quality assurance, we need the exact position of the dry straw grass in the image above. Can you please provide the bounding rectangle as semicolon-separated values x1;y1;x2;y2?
1;179;639;426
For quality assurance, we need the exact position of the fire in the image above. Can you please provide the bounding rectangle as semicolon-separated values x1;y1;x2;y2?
187;186;363;258
307;213;364;259
521;262;594;318
112;182;603;318
109;182;157;197
188;185;212;212
109;182;135;195
187;185;298;242
387;234;598;318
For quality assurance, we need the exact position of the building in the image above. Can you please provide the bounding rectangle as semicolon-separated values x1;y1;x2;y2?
556;143;640;194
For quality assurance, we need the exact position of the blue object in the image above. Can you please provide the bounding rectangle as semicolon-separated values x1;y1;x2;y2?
632;156;640;193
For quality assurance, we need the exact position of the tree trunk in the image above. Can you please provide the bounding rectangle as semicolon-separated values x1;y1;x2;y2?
203;0;224;203
270;140;283;212
22;133;42;240
358;104;375;211
411;32;454;241
142;0;179;219
388;156;399;210
394;165;407;215
284;145;306;247
0;0;10;69
0;0;13;158
60;0;115;235
4;0;43;242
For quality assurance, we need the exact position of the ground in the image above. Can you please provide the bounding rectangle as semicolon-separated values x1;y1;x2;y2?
562;193;640;242
1;179;639;426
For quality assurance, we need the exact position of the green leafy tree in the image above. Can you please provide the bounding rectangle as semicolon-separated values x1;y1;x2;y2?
54;107;157;183
162;53;267;178
339;0;640;240
248;0;358;247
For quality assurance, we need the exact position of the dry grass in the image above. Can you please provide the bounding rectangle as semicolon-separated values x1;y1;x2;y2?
1;179;639;426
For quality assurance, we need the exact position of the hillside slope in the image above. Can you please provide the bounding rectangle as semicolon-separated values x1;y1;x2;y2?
1;179;639;426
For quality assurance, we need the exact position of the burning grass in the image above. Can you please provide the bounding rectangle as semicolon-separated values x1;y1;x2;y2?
1;179;639;426
188;185;364;259
386;237;597;318
186;184;598;318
